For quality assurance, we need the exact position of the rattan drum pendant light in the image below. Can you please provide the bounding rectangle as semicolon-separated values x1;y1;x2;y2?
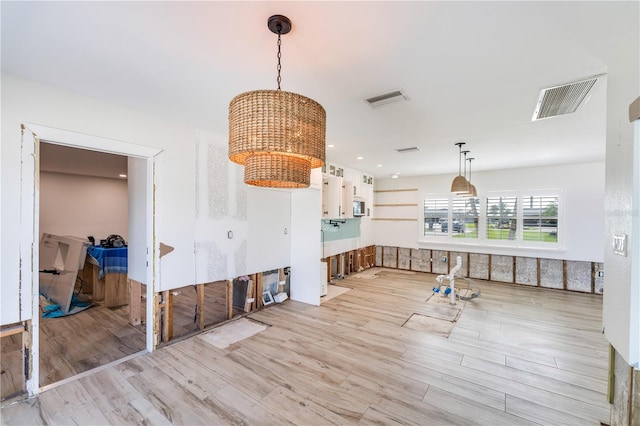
228;15;326;188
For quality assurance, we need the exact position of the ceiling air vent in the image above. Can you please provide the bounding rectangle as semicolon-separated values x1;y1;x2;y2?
366;89;408;108
532;75;602;121
395;147;420;153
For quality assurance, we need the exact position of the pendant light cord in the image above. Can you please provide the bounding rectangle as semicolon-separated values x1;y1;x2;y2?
455;142;465;177
276;25;282;90
462;150;469;179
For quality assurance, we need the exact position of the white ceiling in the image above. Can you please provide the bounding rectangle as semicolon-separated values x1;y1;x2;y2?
2;1;638;179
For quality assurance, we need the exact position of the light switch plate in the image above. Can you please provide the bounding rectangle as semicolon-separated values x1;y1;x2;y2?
613;234;627;256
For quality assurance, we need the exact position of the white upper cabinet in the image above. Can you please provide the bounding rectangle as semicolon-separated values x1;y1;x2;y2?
322;175;342;218
322;163;373;218
342;180;353;218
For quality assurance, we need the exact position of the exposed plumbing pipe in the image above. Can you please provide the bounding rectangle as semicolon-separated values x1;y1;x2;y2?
436;255;463;305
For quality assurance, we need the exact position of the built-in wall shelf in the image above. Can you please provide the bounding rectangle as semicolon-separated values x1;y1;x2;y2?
374;188;418;193
373;203;418;207
371;218;417;221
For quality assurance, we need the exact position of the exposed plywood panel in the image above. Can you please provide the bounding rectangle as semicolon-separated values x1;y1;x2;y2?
566;261;592;293
410;249;431;272
431;250;448;275
469;253;489;280
382;246;398;269
594;262;604;294
516;257;538;286
398;248;411;270
540;259;564;289
491;255;514;283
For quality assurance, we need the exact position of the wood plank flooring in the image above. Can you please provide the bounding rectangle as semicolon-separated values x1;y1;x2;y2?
2;279;250;399
1;268;610;425
38;297;146;387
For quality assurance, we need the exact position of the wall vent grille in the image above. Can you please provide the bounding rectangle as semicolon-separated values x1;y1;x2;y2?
395;147;420;153
366;90;408;107
532;76;601;120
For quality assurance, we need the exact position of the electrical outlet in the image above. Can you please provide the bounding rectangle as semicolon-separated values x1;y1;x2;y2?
597;270;604;278
442;256;447;263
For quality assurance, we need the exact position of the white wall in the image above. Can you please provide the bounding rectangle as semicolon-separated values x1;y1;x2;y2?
290;189;322;306
127;156;149;284
1;74;293;324
246;188;291;274
39;171;128;242
374;161;605;262
603;22;640;366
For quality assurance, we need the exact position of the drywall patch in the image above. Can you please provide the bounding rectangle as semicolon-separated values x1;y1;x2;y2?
516;257;538;286
234;240;247;279
410;248;431;272
566;261;592;293
383;246;398;268
195;241;227;282
235;166;247;221
431;250;448;274
208;144;229;220
540;258;563;289
398;248;411;270
469;253;489;280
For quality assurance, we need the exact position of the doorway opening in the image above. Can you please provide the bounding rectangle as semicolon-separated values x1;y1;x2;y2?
20;123;161;396
37;142;146;387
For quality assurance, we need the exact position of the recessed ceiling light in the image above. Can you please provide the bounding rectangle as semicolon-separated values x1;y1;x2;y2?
376;164;382;167
391;174;399;179
356;156;364;160
119;174;127;178
327;144;335;148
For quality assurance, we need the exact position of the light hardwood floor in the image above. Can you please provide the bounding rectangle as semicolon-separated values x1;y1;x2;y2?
1;280;237;396
1;268;610;425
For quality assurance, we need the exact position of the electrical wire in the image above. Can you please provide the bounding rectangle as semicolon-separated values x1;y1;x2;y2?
455;275;481;300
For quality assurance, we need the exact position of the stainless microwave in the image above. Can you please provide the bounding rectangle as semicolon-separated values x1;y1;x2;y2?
353;200;366;217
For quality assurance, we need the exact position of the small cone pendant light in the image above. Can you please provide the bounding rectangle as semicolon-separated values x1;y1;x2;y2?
451;142;470;193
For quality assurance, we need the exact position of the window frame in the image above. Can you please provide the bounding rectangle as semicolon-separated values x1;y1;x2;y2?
422;196;450;237
485;192;519;245
419;189;562;249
